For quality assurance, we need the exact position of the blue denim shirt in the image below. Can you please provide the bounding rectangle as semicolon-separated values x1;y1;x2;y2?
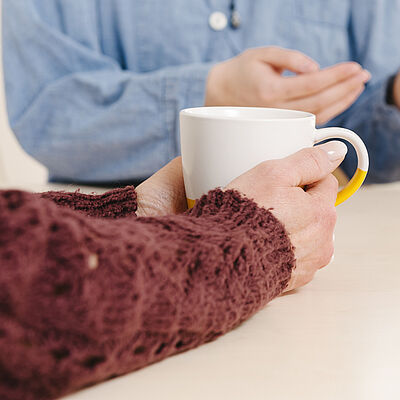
3;0;400;183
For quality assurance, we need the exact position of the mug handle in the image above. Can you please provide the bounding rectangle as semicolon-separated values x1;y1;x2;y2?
315;128;369;206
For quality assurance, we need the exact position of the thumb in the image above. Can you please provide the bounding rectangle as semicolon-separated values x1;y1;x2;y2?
279;141;348;187
258;46;320;73
143;157;183;185
136;157;186;216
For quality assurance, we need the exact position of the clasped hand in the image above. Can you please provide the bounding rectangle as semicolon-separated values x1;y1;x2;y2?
205;46;371;125
136;141;346;293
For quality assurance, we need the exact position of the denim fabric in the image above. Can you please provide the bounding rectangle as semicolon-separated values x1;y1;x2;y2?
3;0;400;182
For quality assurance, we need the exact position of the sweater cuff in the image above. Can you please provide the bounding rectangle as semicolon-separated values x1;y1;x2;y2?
189;188;296;294
38;186;137;218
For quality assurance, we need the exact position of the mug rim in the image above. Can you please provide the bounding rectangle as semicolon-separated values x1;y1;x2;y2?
180;106;315;122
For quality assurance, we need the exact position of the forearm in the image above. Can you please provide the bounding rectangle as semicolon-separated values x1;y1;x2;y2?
8;65;211;183
0;188;294;399
3;1;213;182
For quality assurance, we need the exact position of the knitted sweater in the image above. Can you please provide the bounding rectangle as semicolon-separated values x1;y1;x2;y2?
0;187;295;400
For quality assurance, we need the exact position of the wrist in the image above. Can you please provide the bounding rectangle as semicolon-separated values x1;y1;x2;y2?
204;62;228;106
189;188;295;294
39;186;137;218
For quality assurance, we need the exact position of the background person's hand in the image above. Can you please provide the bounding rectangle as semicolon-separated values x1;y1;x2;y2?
205;47;371;125
393;70;400;109
135;157;187;217
225;141;348;292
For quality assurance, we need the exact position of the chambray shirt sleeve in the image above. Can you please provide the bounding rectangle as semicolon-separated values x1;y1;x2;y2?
328;0;400;183
2;1;213;182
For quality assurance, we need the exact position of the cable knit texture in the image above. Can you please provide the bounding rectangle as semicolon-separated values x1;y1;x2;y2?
0;187;295;400
38;186;137;218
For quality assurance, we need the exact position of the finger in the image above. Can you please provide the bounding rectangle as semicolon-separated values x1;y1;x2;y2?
147;157;183;183
254;46;319;73
276;141;348;187
315;85;365;125
284;72;368;116
138;157;184;196
136;157;186;215
306;174;339;205
280;62;367;100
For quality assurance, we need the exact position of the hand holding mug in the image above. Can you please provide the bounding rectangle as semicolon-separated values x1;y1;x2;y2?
226;142;346;291
135;144;344;292
180;107;369;207
205;46;371;125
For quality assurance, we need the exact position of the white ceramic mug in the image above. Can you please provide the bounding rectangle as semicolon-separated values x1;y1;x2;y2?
180;107;369;208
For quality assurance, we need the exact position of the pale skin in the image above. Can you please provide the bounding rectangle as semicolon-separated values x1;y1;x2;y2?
136;142;347;292
205;47;372;125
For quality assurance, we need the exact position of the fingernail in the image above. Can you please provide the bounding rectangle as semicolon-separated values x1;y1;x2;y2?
318;141;348;162
329;253;335;264
361;70;371;82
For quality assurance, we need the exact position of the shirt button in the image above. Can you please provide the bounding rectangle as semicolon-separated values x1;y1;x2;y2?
209;11;228;31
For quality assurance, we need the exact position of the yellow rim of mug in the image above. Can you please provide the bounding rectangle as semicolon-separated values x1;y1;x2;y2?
187;198;196;209
335;168;367;206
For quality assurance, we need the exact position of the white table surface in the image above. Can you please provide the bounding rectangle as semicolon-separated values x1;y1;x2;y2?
3;182;400;400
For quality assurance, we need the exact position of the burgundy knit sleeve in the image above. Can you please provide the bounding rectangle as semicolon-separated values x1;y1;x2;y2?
38;186;137;218
0;188;295;400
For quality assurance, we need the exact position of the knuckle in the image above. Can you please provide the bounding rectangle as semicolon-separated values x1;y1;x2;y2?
258;159;281;178
289;50;305;65
305;148;326;175
283;51;296;65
